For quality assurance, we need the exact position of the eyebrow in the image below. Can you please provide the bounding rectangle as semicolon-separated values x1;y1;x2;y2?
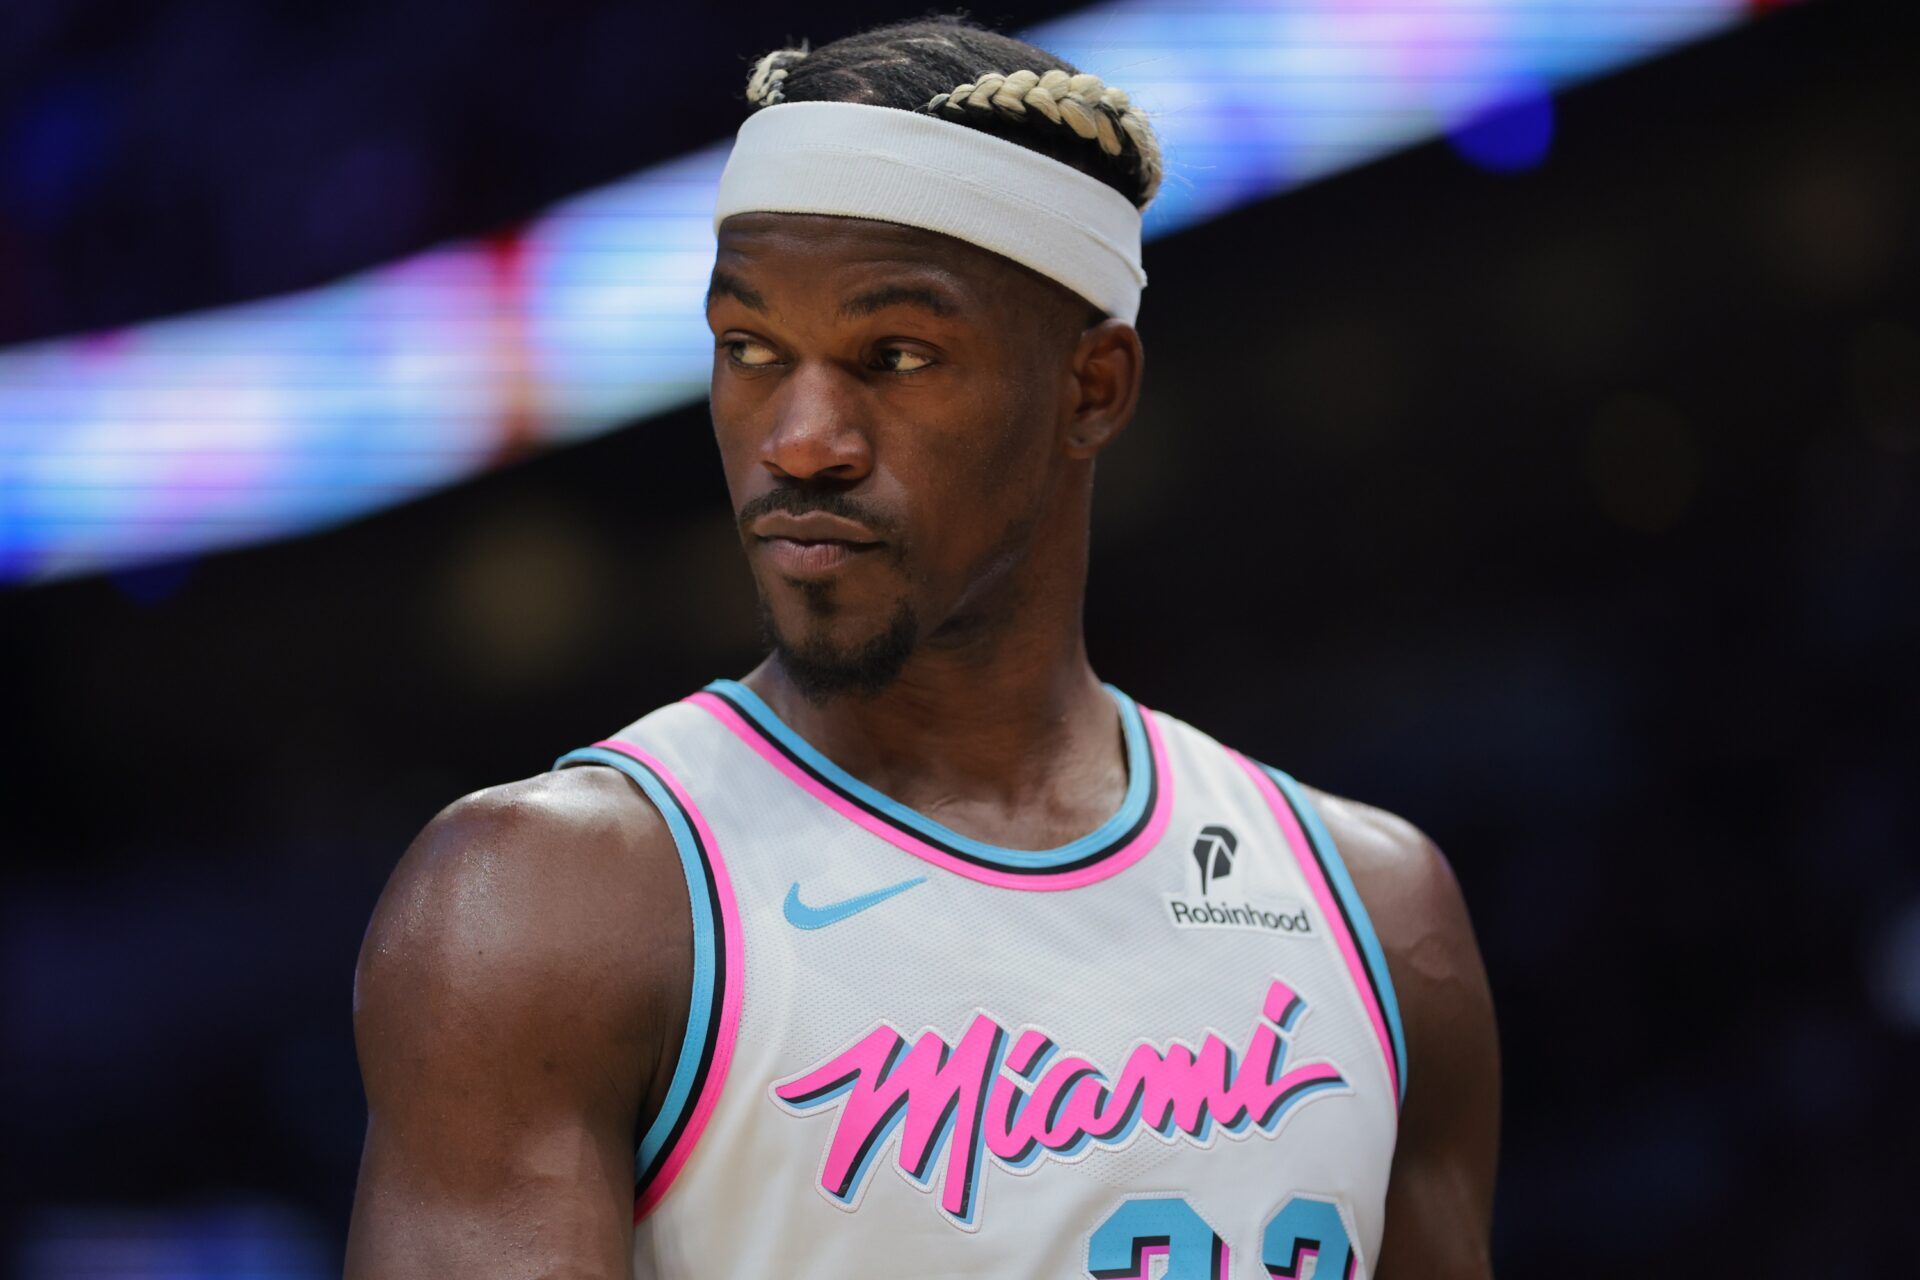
706;270;767;312
837;284;960;320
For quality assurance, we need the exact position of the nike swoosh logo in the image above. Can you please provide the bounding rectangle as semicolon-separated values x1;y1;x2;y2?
783;876;927;930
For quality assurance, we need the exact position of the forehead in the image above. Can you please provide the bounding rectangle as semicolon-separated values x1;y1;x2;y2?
713;212;1069;314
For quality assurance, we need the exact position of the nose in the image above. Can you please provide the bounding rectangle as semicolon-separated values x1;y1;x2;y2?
760;361;874;485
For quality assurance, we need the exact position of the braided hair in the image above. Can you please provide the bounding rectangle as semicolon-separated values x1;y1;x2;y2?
741;17;1162;210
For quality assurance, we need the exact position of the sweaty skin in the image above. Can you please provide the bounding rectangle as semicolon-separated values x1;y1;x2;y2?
345;213;1499;1279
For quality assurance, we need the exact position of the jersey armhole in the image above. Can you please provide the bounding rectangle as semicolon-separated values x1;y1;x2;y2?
554;740;744;1219
1257;763;1410;1108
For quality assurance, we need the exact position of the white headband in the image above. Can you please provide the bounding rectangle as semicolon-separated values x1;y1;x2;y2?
713;101;1147;323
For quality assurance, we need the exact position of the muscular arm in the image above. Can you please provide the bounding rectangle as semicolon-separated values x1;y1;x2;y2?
344;767;692;1280
1310;790;1501;1280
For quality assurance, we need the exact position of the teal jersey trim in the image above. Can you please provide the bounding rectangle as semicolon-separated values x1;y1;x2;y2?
1264;765;1409;1104
554;745;718;1183
703;678;1154;871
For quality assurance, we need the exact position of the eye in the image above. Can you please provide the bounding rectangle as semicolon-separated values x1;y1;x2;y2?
724;338;781;368
874;346;935;374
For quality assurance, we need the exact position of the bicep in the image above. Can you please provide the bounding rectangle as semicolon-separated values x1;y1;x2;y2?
347;1096;635;1280
1374;843;1499;1280
1316;795;1499;1279
1374;984;1499;1280
344;783;684;1279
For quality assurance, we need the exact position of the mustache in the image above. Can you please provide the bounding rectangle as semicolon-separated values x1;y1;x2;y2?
736;485;901;542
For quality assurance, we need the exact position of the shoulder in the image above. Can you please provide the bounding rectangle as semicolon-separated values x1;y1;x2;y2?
1295;783;1496;1103
363;765;688;967
354;765;693;1084
347;767;696;1265
1295;786;1502;1265
1296;786;1471;967
424;762;683;871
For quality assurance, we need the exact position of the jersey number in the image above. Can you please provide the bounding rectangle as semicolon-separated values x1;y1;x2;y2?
1086;1193;1358;1279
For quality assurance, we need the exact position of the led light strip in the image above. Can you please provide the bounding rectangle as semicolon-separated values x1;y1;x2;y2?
0;0;1759;584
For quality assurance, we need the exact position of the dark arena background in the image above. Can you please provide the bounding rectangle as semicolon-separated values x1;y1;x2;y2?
2;1;1916;1275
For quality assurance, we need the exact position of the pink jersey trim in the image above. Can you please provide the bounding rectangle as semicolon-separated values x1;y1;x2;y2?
685;691;1174;892
1230;750;1402;1108
595;737;747;1220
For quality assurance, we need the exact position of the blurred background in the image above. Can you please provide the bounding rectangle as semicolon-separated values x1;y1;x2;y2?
2;0;1916;1275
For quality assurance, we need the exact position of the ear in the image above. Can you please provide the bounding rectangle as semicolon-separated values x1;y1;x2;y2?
1062;319;1144;459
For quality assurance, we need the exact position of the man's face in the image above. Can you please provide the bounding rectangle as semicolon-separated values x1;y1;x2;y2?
706;213;1088;699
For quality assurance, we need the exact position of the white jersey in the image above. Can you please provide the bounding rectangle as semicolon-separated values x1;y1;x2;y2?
555;679;1408;1279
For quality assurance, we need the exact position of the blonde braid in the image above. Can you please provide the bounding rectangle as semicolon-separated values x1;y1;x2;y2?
745;44;810;106
926;67;1163;206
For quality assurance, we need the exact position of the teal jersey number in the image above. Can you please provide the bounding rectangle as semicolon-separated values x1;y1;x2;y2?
1088;1196;1229;1279
1262;1194;1357;1278
1086;1192;1359;1279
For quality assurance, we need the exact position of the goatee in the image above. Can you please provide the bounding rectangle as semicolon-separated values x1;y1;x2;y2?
757;594;920;704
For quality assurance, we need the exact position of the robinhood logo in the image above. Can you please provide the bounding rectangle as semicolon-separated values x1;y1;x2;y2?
1170;822;1312;935
1164;893;1314;936
1192;824;1238;894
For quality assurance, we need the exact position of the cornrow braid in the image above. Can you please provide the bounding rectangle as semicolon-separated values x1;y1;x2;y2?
745;44;809;106
926;69;1162;206
738;17;1162;211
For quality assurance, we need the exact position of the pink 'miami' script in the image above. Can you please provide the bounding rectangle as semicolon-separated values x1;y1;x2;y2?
771;978;1347;1229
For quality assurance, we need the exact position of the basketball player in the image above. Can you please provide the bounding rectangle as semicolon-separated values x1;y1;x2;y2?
346;18;1498;1279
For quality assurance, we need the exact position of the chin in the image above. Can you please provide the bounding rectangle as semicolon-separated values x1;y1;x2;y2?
758;594;921;703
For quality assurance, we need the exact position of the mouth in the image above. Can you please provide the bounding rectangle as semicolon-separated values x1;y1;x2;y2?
747;509;886;580
757;535;881;579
